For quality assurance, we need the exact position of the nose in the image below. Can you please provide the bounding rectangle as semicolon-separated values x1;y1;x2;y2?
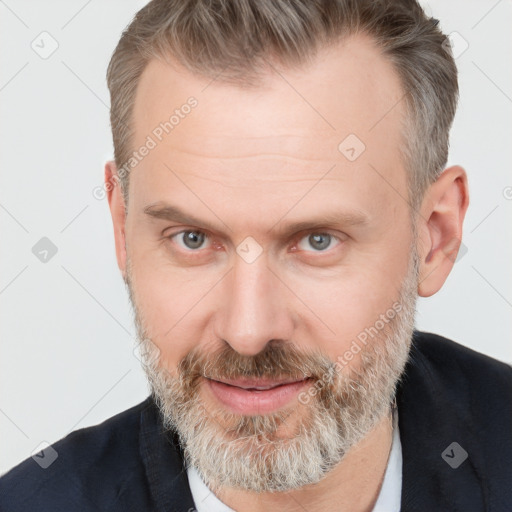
214;253;294;356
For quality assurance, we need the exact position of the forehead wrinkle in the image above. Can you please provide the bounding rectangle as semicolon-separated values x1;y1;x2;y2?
144;133;343;161
136;147;348;188
172;152;336;163
142;159;351;189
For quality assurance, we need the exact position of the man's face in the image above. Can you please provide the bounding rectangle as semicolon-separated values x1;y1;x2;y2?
121;34;418;491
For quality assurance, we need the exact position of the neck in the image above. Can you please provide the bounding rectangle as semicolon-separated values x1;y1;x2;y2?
215;409;395;512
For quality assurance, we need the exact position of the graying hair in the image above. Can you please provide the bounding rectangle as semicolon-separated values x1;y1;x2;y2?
107;0;458;210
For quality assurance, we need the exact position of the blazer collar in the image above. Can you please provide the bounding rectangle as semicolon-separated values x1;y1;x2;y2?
139;398;196;512
397;331;487;511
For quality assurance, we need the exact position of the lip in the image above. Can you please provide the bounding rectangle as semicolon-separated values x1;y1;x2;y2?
205;376;312;415
212;377;306;389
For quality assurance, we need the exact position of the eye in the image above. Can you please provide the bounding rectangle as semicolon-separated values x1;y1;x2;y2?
171;230;210;251
296;233;340;252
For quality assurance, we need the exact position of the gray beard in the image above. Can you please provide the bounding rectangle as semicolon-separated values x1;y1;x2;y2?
126;249;419;493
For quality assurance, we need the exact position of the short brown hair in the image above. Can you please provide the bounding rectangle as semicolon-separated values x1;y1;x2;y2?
106;0;458;209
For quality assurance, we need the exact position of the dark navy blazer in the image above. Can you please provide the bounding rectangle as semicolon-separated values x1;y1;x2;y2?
1;331;511;511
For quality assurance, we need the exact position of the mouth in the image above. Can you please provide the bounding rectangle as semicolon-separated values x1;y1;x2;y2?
213;377;309;389
204;376;313;415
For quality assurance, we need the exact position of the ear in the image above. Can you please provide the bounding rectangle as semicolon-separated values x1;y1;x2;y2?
105;160;128;280
416;165;469;297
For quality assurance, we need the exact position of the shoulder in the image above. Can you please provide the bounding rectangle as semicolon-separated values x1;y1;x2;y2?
397;332;512;508
406;330;512;393
0;397;153;512
401;330;512;455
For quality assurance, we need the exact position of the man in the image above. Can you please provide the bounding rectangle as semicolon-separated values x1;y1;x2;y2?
1;0;511;511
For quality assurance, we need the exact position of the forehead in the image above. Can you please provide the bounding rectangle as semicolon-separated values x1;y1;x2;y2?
128;33;408;227
133;33;405;141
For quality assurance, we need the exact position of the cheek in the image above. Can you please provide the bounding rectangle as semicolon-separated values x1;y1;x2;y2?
303;278;391;334
286;257;406;357
129;252;218;366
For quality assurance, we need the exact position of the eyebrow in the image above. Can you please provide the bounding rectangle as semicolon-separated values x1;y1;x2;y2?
143;202;369;236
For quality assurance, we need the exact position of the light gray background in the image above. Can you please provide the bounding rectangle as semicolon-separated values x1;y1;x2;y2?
1;0;511;474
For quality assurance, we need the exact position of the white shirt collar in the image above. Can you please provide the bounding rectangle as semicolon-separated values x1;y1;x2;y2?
187;408;402;512
371;406;402;512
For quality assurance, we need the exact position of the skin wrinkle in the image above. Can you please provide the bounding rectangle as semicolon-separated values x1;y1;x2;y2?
160;169;348;187
154;140;343;161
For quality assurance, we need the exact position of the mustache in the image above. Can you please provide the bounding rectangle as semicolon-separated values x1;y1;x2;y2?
176;342;335;386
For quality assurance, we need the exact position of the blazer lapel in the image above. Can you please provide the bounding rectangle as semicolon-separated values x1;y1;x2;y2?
397;332;488;511
139;398;197;512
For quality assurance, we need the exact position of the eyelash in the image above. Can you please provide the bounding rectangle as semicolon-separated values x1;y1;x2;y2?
165;229;343;256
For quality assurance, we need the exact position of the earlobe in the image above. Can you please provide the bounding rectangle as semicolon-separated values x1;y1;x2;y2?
417;165;469;297
104;160;128;279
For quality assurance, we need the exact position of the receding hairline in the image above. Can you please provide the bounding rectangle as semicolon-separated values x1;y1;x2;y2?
130;30;408;151
107;0;458;211
137;29;399;90
127;31;409;205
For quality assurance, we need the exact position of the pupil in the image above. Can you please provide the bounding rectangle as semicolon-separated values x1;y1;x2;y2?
310;233;330;250
184;231;204;249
